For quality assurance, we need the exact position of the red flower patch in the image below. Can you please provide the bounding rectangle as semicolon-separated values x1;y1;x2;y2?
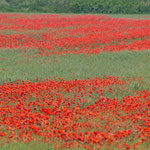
0;14;150;56
0;77;149;149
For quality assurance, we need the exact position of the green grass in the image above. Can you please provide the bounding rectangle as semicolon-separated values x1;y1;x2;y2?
0;140;149;150
107;14;150;19
1;12;150;19
0;49;150;83
0;142;54;150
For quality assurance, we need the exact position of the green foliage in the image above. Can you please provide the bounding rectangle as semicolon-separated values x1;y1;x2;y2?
0;0;150;14
0;0;9;10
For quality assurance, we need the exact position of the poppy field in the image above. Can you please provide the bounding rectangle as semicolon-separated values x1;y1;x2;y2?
0;14;150;150
0;14;150;55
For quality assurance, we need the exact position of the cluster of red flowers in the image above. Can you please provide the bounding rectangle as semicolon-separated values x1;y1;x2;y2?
0;77;149;149
0;14;150;55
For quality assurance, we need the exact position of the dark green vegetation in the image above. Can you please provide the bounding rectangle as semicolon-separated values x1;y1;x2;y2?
0;0;150;14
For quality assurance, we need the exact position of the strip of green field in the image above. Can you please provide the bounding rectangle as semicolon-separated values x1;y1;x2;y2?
1;13;150;19
1;139;149;150
0;49;150;84
108;14;150;19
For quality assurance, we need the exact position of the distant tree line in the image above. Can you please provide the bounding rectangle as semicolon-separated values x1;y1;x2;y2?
0;0;150;14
